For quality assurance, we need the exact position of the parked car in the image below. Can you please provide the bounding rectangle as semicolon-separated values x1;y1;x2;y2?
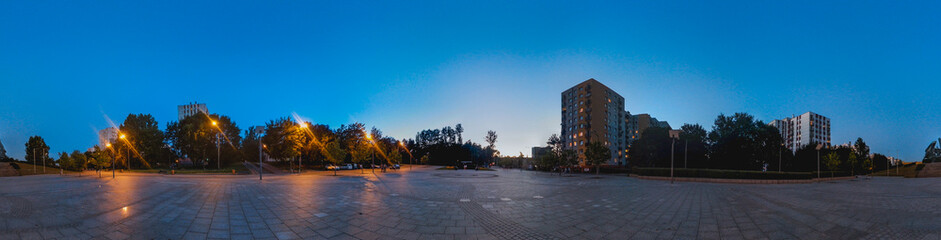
327;164;353;170
391;164;400;169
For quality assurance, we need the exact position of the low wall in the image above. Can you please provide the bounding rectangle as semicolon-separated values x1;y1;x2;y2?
630;174;857;184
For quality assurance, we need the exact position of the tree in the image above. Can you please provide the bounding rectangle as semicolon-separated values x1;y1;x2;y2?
585;141;611;174
845;151;858;175
351;144;370;173
261;117;305;163
855;138;872;171
628;127;672;168
166;113;241;169
56;152;70;171
119;114;166;169
679;124;709;169
324;141;346;175
823;151;841;177
485;130;498;149
70;150;88;171
25;136;51;166
707;113;782;170
455;124;464;144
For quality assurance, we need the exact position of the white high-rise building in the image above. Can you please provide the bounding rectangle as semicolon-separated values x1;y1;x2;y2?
178;102;208;120
769;112;831;152
98;127;119;148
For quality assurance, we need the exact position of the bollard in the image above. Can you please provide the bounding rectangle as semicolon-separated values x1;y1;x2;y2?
171;170;175;175
232;169;236;175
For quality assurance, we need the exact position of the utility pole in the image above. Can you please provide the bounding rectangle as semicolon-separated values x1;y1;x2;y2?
33;149;36;173
671;139;675;184
779;144;782;173
216;133;221;170
43;151;46;173
684;140;688;169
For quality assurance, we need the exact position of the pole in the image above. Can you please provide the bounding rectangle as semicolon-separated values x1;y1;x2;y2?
371;148;375;173
43;151;46;173
779;146;782;173
816;149;820;179
684;140;688;169
33;149;36;173
670;139;675;184
258;142;263;180
217;135;221;170
112;149;115;179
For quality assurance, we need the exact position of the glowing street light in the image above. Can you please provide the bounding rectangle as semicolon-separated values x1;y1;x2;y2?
399;141;412;170
365;133;374;173
106;143;115;179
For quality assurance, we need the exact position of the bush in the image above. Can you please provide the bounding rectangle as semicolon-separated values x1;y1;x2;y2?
9;162;19;170
599;165;631;174
916;164;926;171
633;167;813;179
811;171;852;177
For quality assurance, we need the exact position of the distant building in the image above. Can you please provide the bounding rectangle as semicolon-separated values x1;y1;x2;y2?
627;113;672;145
98;127;119;148
531;146;552;160
668;129;683;139
769;112;831;152
561;79;628;165
178;102;208;120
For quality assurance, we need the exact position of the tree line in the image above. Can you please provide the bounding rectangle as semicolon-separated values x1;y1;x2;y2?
532;112;891;175
13;112;499;171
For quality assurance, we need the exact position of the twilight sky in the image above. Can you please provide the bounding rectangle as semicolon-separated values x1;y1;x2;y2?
1;1;939;161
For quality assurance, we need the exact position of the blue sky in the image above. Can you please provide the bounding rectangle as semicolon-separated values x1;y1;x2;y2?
1;1;939;161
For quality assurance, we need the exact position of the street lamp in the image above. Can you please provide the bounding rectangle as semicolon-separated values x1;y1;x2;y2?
366;133;374;173
107;143;115;179
815;144;823;180
399;141;412;170
119;134;128;170
671;138;675;184
298;122;308;173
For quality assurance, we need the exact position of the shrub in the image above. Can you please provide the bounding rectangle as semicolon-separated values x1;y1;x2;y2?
9;162;20;170
633;167;813;179
916;164;926;171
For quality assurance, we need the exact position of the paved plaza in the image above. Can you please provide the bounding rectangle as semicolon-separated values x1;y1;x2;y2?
1;166;940;240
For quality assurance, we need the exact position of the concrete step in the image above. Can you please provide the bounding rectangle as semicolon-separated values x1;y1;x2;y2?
0;163;21;177
918;162;941;178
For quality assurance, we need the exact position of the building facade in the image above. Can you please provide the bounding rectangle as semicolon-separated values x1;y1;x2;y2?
769;112;831;152
561;79;628;165
626;113;671;145
178;102;208;120
98;127;119;148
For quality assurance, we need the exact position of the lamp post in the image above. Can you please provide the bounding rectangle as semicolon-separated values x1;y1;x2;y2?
684;139;688;169
815;144;823;179
107;143;115;179
299;122;308;173
399;141;412;170
366;133;374;173
671;138;675;184
779;143;783;173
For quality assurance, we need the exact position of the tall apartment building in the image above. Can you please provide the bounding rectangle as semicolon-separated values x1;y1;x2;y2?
178;102;208;120
769;112;831;152
561;79;628;165
98;127;119;147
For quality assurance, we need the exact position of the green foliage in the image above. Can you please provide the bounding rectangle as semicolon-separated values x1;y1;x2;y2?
679;123;708;168
633;167;814;179
628;127;673;168
824;151;841;172
166;113;241;168
57;152;70;170
261;117;304;162
706;113;783;170
24;136;51;166
118;114;175;169
585;141;611;174
410;124;494;166
69;150;87;170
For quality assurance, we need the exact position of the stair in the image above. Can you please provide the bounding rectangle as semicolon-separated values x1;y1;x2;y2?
918;163;941;178
0;163;20;177
258;162;283;174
